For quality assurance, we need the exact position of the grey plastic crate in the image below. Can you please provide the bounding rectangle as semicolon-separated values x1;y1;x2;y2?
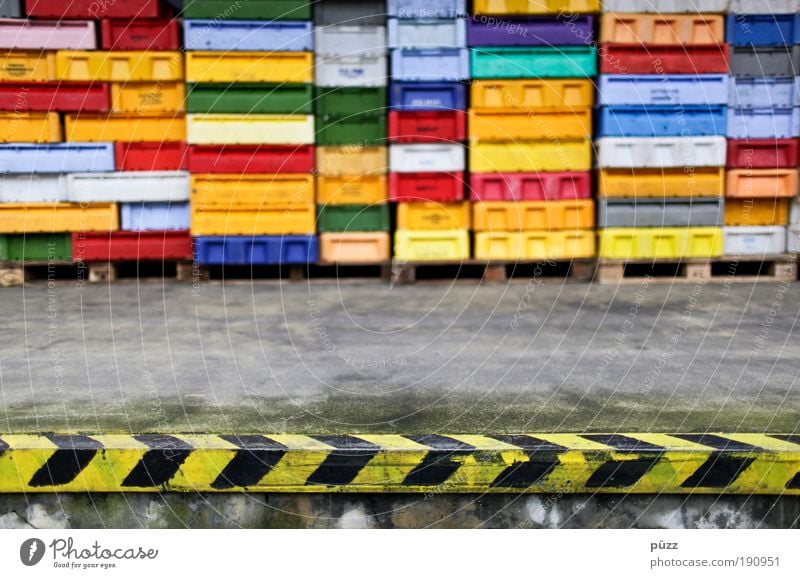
0;0;21;17
314;0;387;26
730;46;800;78
602;0;727;12
728;0;800;14
598;198;724;228
315;26;386;57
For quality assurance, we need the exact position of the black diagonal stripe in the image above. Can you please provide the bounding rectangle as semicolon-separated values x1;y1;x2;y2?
768;434;800;447
673;434;763;452
121;434;193;488
211;435;287;490
402;435;475;486
585;457;662;488
305;435;381;486
29;434;103;487
583;434;666;452
680;456;756;488
488;435;567;488
786;472;800;490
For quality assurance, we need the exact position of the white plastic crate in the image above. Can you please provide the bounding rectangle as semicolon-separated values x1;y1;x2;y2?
596;137;727;169
0;174;68;202
387;18;466;48
66;171;190;203
791;197;800;225
315;54;388;87
314;25;386;57
723;226;787;256
389;144;465;172
602;0;728;11
788;225;800;252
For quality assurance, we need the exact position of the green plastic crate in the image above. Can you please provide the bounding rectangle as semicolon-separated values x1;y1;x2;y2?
187;83;314;114
315;113;387;146
470;47;597;79
314;87;387;117
0;234;72;261
317;204;389;233
182;0;311;20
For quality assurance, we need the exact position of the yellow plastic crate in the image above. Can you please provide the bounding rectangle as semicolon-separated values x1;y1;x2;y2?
473;200;594;232
0;112;61;143
469;109;591;141
191;174;315;207
0;203;118;233
110;82;186;113
190;204;316;236
473;0;599;14
470;140;591;172
397;202;471;230
316;175;387;205
471;79;594;110
598;227;723;259
319;232;390;264
64;114;185;142
56;51;184;82
0;51;56;81
316;146;388;176
724;198;790;226
186;114;314;145
185;52;313;83
598;168;725;198
475;231;595;260
394;229;470;261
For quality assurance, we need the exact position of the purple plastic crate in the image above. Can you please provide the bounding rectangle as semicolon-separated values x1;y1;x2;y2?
467;15;594;47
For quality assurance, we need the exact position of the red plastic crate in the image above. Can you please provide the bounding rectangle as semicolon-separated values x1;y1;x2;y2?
100;19;180;50
388;110;466;143
726;139;800;169
389;172;465;202
114;142;188;171
469;172;592;202
25;0;163;18
72;232;193;262
187;145;315;173
0;82;110;113
599;45;729;74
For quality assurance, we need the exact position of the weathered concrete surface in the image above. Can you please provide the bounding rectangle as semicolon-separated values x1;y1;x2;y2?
0;278;798;433
0;493;797;529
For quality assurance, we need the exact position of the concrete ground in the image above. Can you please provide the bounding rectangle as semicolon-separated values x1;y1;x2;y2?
1;276;797;434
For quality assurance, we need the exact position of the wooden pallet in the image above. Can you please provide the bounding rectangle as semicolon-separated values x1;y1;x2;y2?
192;261;392;282
0;260;195;287
391;259;596;285
596;254;797;285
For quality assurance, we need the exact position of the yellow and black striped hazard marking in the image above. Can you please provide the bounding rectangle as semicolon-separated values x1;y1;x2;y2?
1;433;799;494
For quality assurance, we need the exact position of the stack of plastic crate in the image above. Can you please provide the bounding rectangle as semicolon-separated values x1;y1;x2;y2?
0;8;111;271
388;0;470;263
185;0;318;269
596;5;729;262
314;0;391;265
726;9;800;258
468;3;596;263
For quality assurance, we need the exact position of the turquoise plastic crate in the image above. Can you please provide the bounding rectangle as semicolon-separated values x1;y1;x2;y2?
470;46;597;79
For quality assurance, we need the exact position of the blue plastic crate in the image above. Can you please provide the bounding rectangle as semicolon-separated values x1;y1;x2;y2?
389;82;466;110
726;14;800;46
183;20;313;51
729;77;800;108
387;0;466;19
727;107;800;138
391;48;470;81
598;75;728;106
193;236;319;265
0;143;115;173
598;106;727;137
120;202;190;232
